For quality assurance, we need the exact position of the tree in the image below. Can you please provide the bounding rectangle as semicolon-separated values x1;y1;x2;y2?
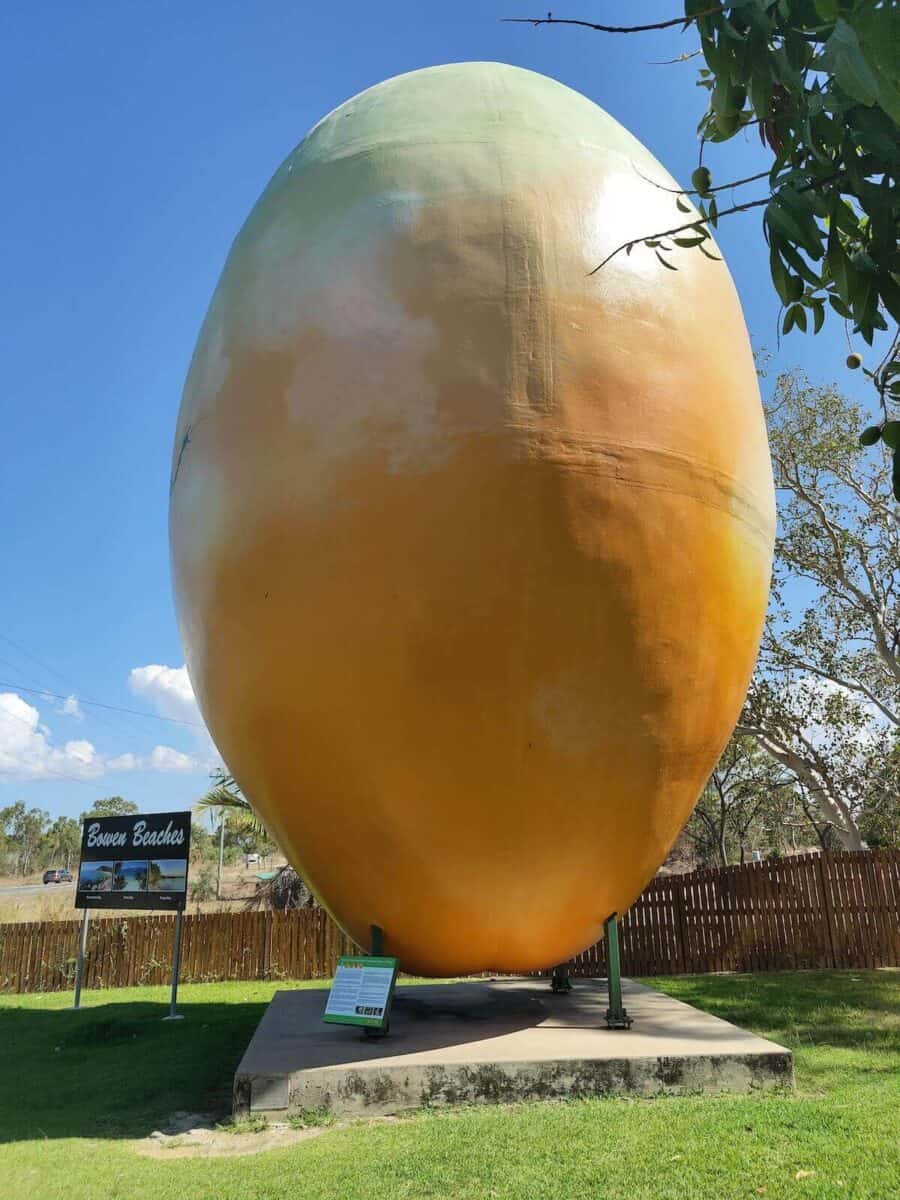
509;2;900;488
196;770;266;836
195;769;277;897
0;801;49;876
857;736;900;847
80;796;138;820
40;816;80;871
683;734;794;865
738;370;898;847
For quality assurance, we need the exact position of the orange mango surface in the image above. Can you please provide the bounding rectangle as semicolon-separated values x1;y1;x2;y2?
170;64;775;974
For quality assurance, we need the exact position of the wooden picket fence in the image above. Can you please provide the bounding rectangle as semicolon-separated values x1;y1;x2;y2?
1;850;897;994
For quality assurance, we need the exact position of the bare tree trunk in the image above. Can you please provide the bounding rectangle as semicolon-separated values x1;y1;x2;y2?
739;726;865;850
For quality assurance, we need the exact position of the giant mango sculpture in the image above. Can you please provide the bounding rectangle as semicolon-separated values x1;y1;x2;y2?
170;63;775;975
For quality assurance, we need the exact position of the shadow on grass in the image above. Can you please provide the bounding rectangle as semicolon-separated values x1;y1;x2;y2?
0;998;268;1144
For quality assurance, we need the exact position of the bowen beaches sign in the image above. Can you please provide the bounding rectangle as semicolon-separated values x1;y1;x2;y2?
75;811;191;912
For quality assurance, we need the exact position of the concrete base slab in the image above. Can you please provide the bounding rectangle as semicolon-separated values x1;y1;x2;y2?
233;978;792;1118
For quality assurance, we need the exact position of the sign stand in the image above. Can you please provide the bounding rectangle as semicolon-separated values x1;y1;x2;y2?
162;909;185;1021
73;910;90;1010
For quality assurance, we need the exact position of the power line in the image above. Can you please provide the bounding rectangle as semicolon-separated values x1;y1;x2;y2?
0;632;175;741
0;679;202;728
0;765;98;789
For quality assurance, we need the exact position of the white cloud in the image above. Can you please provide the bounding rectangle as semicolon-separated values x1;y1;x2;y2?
106;752;138;772
0;692;204;783
148;745;200;772
59;694;83;720
0;692;104;781
128;664;202;725
129;663;221;765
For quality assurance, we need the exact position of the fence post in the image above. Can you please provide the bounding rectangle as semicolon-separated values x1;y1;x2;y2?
815;854;838;969
673;880;689;975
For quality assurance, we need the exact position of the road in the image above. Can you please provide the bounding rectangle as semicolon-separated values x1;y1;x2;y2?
0;883;73;896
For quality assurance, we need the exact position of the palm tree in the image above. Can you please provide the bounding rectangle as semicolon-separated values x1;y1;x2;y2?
195;769;268;898
196;769;266;834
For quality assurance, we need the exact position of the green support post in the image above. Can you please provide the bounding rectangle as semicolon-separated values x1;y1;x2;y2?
366;924;389;1038
550;963;572;993
604;912;632;1030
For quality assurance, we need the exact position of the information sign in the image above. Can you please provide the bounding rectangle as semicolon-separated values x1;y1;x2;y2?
75;810;191;912
323;955;399;1030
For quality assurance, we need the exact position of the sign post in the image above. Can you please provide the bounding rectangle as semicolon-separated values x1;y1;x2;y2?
74;810;191;1014
163;909;186;1020
72;910;90;1010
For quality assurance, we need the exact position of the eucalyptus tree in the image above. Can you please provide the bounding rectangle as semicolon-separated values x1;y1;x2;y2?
739;370;898;847
683;734;795;865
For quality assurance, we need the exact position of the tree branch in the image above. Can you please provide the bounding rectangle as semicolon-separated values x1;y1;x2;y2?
633;164;771;198
503;10;723;36
588;195;772;275
591;171;843;275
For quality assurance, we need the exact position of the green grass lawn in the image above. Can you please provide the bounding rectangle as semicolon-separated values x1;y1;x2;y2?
1;971;897;1200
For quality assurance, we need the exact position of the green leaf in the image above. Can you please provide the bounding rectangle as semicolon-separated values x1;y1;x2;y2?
819;19;881;108
770;245;793;305
854;6;900;125
782;306;797;335
814;0;839;22
766;197;822;260
777;188;825;259
828;294;853;319
655;250;678;271
881;421;900;451
698;242;722;261
816;0;844;18
812;303;825;334
878;274;900;325
676;194;691;213
779;238;821;287
826;244;857;307
859;425;882;447
747;71;773;122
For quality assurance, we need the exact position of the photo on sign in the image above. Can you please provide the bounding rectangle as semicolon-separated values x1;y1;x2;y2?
147;859;187;893
78;861;114;892
111;860;149;892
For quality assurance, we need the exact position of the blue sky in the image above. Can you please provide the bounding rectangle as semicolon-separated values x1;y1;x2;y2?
0;1;874;821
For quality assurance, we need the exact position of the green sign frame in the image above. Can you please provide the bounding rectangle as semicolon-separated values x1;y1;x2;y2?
323;955;399;1030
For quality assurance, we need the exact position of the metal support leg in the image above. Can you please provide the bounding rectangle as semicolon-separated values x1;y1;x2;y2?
604;912;632;1030
550;963;572;993
365;924;389;1038
73;910;89;1009
162;909;185;1021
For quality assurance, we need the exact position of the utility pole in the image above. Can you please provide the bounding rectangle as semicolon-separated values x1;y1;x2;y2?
216;810;226;899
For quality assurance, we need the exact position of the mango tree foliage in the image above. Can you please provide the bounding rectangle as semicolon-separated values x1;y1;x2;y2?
511;1;900;488
688;0;898;343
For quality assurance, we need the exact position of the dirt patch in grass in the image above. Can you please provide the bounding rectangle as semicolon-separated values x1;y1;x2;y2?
133;1111;335;1159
